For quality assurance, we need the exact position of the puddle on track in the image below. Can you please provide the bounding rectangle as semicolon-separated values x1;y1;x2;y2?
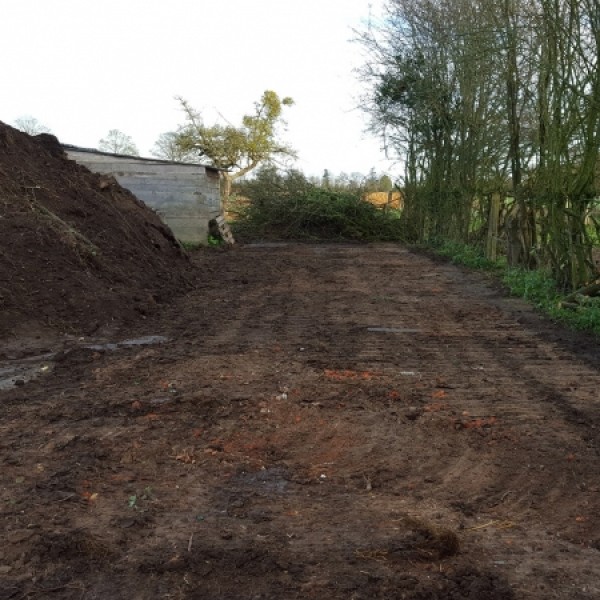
84;335;168;351
0;353;54;391
367;327;422;333
231;467;290;495
0;336;168;390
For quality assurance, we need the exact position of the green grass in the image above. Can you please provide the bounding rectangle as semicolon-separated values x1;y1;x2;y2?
207;234;225;247
501;268;558;305
179;240;203;251
179;236;224;251
503;268;600;335
434;240;501;270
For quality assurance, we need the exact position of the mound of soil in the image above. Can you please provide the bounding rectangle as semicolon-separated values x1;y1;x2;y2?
0;122;193;341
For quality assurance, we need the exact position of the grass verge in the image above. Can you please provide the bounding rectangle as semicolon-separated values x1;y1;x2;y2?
432;241;600;336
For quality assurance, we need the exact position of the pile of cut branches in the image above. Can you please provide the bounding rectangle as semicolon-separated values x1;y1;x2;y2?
560;279;600;309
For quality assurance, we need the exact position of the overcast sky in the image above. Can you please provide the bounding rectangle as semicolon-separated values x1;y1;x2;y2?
1;0;395;178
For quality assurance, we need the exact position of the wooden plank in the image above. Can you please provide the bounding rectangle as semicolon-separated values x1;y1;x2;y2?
215;216;235;245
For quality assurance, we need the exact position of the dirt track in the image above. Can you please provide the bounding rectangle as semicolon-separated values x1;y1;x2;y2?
2;243;600;599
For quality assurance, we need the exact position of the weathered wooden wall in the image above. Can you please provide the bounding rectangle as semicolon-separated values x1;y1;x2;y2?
64;147;221;244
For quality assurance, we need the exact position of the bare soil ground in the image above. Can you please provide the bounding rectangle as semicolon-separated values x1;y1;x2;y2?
2;243;600;599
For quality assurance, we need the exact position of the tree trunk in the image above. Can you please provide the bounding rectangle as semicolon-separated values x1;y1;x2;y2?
220;173;233;214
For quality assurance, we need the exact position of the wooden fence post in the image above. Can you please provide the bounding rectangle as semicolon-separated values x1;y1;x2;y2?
486;192;501;261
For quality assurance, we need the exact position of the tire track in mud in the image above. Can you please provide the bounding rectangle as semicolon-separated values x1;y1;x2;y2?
176;244;600;599
198;244;599;477
3;243;599;599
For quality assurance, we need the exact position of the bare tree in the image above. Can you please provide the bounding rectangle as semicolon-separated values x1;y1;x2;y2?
151;131;197;162
13;116;52;135
98;129;139;156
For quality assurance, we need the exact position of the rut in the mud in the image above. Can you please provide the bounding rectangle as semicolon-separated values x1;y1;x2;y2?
1;244;599;600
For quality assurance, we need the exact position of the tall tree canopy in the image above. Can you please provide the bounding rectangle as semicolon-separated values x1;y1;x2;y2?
360;0;600;289
174;90;295;199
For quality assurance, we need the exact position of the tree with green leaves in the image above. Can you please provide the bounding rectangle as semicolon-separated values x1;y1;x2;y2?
530;0;600;288
379;174;394;192
360;0;599;289
174;90;295;201
98;129;139;156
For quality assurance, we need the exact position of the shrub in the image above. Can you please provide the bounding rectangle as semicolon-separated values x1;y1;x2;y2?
232;167;405;243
